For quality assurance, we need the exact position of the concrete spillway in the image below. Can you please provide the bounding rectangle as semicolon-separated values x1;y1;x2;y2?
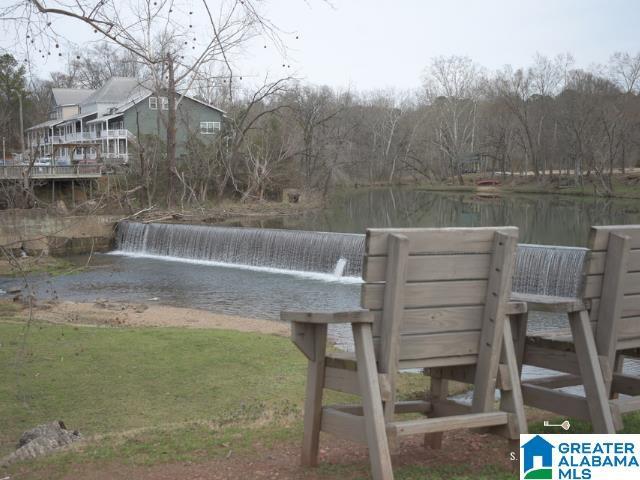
512;244;588;299
116;222;588;296
114;221;365;282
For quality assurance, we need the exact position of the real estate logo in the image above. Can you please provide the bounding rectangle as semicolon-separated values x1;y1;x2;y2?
520;434;640;480
522;435;554;479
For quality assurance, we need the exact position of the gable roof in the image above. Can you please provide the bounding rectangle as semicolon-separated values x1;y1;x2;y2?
111;88;226;116
51;88;95;106
113;89;153;114
81;77;144;105
86;113;124;125
26;118;63;131
186;96;226;115
58;110;97;125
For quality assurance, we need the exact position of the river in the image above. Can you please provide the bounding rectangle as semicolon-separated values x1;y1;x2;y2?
3;188;640;321
3;187;640;384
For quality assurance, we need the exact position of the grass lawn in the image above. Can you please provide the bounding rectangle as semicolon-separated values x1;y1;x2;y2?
0;320;309;457
0;319;455;479
2;317;638;479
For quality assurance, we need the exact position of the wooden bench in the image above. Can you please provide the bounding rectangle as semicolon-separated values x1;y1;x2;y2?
517;225;640;432
282;227;527;480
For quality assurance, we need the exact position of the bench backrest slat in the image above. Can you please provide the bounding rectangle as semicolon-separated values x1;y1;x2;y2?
362;227;518;371
585;226;640;350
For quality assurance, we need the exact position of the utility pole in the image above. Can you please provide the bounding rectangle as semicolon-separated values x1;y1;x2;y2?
14;90;30;207
2;137;5;162
17;92;25;162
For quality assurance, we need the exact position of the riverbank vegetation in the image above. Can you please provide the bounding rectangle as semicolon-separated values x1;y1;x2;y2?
1;45;639;211
0;255;76;277
415;171;640;199
1;305;640;479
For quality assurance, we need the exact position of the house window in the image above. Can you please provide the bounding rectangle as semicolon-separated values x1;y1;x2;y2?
161;97;169;110
149;97;158;110
200;121;221;134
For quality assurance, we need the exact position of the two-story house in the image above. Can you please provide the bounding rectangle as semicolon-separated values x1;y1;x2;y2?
26;77;224;165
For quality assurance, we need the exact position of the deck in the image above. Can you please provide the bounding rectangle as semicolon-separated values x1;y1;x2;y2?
0;165;103;181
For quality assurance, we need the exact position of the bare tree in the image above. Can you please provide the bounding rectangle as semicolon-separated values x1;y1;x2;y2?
56;43;143;89
240;122;294;201
1;0;285;207
223;77;292;197
287;84;342;187
423;56;481;184
609;51;640;94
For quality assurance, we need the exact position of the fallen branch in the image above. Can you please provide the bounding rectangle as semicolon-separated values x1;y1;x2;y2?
117;205;157;222
143;213;184;224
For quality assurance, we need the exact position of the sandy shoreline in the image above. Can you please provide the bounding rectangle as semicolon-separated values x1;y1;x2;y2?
5;300;290;336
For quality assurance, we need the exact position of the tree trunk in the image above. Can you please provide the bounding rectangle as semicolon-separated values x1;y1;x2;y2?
166;55;178;208
135;111;149;207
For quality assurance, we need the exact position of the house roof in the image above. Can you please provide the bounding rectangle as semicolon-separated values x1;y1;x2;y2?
113;90;153;114
86;113;124;124
81;77;145;106
58;111;97;124
186;96;226;115
109;87;226;116
39;78;225;129
26;118;63;131
51;88;95;106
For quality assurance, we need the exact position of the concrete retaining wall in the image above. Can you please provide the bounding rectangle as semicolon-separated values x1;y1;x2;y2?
0;209;118;256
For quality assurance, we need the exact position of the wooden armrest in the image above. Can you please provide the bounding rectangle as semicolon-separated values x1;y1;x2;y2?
287;311;372;361
510;293;589;313
506;301;527;315
281;310;374;324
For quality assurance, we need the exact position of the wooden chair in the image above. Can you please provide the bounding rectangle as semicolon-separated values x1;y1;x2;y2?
516;225;640;433
282;227;527;480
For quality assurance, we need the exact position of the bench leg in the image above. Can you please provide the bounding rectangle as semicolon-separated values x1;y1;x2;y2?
569;310;616;433
353;323;394;480
510;312;528;376
424;369;447;450
610;354;625;400
499;320;528;437
301;324;327;467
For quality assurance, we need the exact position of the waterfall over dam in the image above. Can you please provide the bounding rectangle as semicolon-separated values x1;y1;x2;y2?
513;244;588;298
115;222;588;295
114;221;365;281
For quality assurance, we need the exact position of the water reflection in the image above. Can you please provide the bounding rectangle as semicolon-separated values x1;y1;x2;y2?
265;188;640;246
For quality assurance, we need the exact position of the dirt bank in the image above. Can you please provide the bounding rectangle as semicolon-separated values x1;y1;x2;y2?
48;432;517;480
7;300;290;336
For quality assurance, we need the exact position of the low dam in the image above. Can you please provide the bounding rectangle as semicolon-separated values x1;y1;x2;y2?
512;244;588;298
115;221;365;281
115;221;588;297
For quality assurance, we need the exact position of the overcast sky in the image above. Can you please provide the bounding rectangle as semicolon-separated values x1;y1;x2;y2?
8;0;640;91
248;0;639;91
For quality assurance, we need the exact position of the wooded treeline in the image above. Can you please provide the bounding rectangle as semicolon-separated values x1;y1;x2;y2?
4;48;640;205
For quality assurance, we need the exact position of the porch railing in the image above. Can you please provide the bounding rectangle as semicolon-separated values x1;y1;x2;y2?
39;130;132;144
0;164;102;179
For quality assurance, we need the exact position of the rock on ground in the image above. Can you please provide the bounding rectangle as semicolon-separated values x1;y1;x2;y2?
1;421;81;467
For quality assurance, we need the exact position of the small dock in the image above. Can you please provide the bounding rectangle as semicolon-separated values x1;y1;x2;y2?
0;165;102;181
